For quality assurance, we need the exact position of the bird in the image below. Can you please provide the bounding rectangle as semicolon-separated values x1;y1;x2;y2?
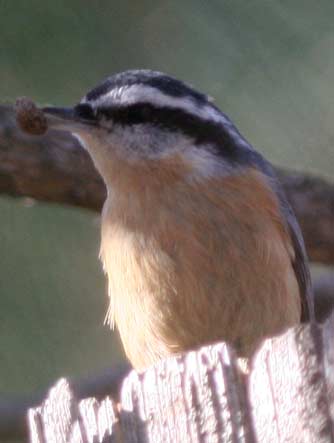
41;70;313;370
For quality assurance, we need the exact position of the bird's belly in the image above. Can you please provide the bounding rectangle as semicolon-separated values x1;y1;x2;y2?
101;218;301;370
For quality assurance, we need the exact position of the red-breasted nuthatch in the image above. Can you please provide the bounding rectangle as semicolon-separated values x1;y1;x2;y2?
41;70;313;370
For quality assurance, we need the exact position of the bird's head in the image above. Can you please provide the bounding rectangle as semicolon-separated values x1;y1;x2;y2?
43;70;256;192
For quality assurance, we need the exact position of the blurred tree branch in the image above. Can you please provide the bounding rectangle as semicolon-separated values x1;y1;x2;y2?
275;169;334;266
1;104;334;265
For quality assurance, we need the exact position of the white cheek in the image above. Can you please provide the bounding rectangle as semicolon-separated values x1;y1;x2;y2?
104;124;180;162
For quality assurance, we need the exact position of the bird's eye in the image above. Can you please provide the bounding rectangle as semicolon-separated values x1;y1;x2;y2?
129;104;153;123
74;103;96;120
138;104;152;120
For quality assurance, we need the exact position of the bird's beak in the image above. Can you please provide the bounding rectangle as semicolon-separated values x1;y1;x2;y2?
43;106;76;121
42;106;83;132
42;106;94;132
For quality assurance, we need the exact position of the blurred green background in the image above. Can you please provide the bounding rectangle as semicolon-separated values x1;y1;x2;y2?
0;0;333;400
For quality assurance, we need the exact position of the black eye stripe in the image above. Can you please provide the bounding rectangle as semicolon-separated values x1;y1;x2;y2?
98;103;225;142
97;103;156;124
97;103;210;129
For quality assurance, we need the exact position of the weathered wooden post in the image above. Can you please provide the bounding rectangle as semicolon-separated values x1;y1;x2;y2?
28;312;334;443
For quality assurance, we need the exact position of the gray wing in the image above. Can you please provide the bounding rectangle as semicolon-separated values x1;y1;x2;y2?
251;153;314;322
268;169;314;322
284;204;314;322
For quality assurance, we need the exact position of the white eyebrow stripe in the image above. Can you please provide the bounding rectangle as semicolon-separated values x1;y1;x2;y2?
84;84;230;126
